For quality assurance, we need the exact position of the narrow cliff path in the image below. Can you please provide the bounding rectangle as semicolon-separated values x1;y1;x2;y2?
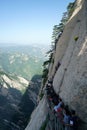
25;0;87;129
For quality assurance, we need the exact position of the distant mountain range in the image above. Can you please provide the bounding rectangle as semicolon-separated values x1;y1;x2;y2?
0;44;49;130
0;44;49;80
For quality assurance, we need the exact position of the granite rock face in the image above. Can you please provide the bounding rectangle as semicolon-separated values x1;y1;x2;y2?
52;0;87;123
25;0;87;129
25;96;48;130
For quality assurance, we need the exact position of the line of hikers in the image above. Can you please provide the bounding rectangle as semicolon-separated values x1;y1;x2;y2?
45;79;79;130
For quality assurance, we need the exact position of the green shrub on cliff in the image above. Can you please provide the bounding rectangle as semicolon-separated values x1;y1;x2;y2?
67;2;75;18
74;36;79;41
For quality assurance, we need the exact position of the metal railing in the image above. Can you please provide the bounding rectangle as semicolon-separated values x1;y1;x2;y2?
54;115;64;130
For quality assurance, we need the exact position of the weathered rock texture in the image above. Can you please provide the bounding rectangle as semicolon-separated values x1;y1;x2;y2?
52;0;87;124
25;0;87;129
25;96;48;130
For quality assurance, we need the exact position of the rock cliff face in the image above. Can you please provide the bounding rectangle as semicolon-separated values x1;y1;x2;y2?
25;0;87;129
25;96;48;130
0;71;41;129
53;0;87;123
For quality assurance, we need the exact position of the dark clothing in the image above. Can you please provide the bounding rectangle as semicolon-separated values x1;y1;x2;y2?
69;116;78;130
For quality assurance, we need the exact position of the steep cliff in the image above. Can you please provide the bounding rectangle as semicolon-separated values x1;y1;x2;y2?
25;96;48;130
53;0;87;123
0;71;41;130
25;0;87;129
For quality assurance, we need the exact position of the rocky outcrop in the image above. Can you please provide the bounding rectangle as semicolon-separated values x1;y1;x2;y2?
25;96;48;130
52;0;87;123
25;0;87;129
0;71;41;130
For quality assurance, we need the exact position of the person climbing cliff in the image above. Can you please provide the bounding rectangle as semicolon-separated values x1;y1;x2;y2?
63;108;71;130
69;110;78;130
53;98;63;112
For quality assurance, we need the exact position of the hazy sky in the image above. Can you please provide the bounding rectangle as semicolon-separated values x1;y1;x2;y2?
0;0;75;45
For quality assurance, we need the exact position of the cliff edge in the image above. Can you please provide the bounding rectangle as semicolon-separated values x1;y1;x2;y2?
52;0;87;123
25;0;87;129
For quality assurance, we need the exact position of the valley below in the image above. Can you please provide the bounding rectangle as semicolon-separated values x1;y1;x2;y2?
0;44;48;130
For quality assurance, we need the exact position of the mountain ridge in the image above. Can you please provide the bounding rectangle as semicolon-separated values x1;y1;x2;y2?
0;44;46;130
